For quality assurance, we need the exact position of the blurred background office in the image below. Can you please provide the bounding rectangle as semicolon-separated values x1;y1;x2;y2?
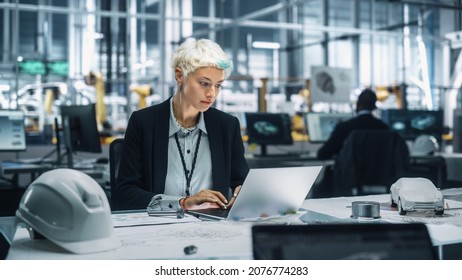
1;0;462;213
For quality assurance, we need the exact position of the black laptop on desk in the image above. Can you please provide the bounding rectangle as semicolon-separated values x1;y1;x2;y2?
252;223;436;260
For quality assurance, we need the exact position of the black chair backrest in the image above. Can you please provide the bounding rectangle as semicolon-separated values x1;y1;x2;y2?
109;138;124;211
333;130;410;196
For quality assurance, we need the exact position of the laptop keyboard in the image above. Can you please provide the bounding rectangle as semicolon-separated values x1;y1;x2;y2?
189;208;230;218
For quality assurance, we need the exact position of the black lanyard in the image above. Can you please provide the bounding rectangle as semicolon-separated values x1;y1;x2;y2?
174;129;202;196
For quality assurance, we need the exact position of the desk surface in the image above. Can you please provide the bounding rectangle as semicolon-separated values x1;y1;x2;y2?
7;189;462;260
301;191;462;246
8;217;256;260
1;162;51;174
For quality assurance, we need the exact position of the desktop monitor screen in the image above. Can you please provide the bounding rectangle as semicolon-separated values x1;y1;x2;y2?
60;104;102;154
245;112;293;145
252;223;436;260
305;112;353;143
381;109;444;142
0;110;26;151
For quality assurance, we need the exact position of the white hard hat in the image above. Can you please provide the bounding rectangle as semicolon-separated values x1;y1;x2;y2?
16;168;119;254
411;134;439;156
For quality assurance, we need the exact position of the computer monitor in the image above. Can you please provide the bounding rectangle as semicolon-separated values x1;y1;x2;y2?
252;223;436;260
245;112;293;156
0;110;26;151
305;112;353;143
381;109;444;143
60;104;102;167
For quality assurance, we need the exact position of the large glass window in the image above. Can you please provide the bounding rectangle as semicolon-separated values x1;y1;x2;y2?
0;0;458;140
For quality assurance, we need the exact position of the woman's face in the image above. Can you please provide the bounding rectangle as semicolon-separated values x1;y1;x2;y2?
178;66;224;112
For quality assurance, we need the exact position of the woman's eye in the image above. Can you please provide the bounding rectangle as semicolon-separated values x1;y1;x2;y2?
200;81;209;87
216;84;222;89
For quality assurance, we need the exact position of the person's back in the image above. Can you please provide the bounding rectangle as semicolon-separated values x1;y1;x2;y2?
317;89;389;160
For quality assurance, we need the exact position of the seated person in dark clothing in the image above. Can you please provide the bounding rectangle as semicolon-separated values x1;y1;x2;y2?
317;89;389;160
115;39;249;210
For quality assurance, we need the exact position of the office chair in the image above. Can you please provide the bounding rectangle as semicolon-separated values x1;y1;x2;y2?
109;138;124;211
333;130;410;196
0;187;26;217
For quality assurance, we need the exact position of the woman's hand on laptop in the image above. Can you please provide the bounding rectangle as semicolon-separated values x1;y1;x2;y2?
183;189;229;210
226;185;242;208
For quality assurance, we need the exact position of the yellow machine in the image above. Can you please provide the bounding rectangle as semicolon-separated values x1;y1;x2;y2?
130;84;152;109
375;85;403;109
85;71;106;129
44;88;55;114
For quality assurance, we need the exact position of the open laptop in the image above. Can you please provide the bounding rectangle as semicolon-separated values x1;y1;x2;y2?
187;166;323;221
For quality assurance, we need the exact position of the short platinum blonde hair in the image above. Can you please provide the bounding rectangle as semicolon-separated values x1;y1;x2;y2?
171;38;233;79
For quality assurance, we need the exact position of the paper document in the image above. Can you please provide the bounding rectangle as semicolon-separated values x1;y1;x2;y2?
112;211;199;227
8;221;253;260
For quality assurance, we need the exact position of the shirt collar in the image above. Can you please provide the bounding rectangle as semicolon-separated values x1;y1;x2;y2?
357;110;373;116
169;95;207;137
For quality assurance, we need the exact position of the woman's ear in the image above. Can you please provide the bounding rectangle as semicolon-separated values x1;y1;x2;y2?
175;67;183;84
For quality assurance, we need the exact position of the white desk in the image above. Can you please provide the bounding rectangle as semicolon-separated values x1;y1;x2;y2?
301;193;462;249
7;189;462;260
7;220;254;260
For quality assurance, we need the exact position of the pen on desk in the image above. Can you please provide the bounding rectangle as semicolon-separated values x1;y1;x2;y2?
148;211;178;216
147;209;185;218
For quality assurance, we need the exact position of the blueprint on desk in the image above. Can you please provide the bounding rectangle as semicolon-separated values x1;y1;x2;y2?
8;221;253;260
111;211;199;227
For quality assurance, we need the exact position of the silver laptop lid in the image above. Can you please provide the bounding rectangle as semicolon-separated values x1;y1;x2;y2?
227;166;322;221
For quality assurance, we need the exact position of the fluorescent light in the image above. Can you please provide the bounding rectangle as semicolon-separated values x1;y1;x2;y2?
252;41;280;49
93;32;104;40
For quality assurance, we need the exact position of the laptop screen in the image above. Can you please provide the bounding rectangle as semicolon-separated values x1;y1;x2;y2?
252;223;436;260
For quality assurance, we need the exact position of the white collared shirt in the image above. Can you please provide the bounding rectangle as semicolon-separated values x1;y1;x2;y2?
357;110;373;116
164;96;213;197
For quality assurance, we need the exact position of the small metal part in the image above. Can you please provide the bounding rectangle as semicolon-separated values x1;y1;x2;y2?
184;245;197;255
176;209;185;219
351;201;381;219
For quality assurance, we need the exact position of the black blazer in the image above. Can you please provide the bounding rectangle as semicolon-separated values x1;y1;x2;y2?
317;113;389;160
115;98;250;210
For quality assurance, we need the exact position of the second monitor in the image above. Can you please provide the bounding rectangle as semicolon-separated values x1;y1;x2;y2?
381;109;444;143
305;112;353;143
60;104;102;168
245;112;293;156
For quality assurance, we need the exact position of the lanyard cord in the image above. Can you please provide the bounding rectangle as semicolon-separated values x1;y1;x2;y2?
174;130;202;196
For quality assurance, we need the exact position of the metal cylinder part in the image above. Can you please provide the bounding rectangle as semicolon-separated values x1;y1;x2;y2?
351;201;381;219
